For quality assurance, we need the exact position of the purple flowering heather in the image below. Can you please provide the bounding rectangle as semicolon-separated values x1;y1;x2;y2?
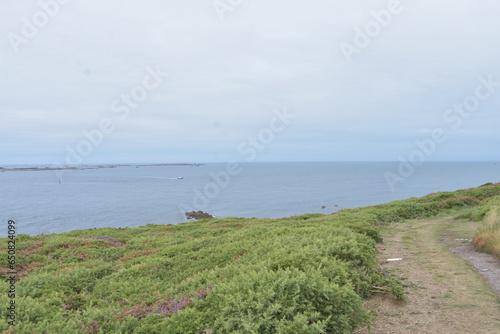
196;285;214;300
114;287;215;320
157;297;192;317
80;236;124;246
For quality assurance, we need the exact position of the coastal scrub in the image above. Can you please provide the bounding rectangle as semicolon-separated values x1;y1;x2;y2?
1;183;499;333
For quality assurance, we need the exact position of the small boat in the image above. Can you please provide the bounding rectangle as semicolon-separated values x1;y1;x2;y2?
177;177;184;179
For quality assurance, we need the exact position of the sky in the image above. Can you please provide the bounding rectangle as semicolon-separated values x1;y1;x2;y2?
1;0;499;165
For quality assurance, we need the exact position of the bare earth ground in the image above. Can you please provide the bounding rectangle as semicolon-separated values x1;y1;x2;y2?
448;243;500;296
359;216;500;334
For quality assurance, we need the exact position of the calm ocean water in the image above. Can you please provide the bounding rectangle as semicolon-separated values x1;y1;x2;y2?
1;162;499;237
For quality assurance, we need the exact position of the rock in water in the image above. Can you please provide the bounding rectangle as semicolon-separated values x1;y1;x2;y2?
185;211;214;220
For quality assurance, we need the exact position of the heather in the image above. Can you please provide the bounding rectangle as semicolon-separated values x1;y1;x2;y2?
1;183;500;333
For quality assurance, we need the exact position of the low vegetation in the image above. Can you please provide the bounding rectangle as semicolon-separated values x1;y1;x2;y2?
1;183;499;333
473;196;500;257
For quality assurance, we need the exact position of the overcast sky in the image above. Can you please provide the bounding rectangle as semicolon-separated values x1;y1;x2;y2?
1;0;499;165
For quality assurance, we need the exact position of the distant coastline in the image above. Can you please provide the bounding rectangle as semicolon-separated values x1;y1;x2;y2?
0;163;204;172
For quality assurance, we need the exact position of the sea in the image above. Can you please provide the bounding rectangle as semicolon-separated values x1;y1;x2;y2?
1;162;499;237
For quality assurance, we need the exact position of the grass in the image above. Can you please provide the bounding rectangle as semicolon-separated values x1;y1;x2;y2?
1;183;500;333
473;197;500;257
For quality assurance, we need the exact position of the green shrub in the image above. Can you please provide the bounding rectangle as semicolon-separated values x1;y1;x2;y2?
170;267;368;334
439;196;480;209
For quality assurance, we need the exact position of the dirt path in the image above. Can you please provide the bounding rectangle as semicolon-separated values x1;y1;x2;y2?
360;216;500;334
447;241;500;296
